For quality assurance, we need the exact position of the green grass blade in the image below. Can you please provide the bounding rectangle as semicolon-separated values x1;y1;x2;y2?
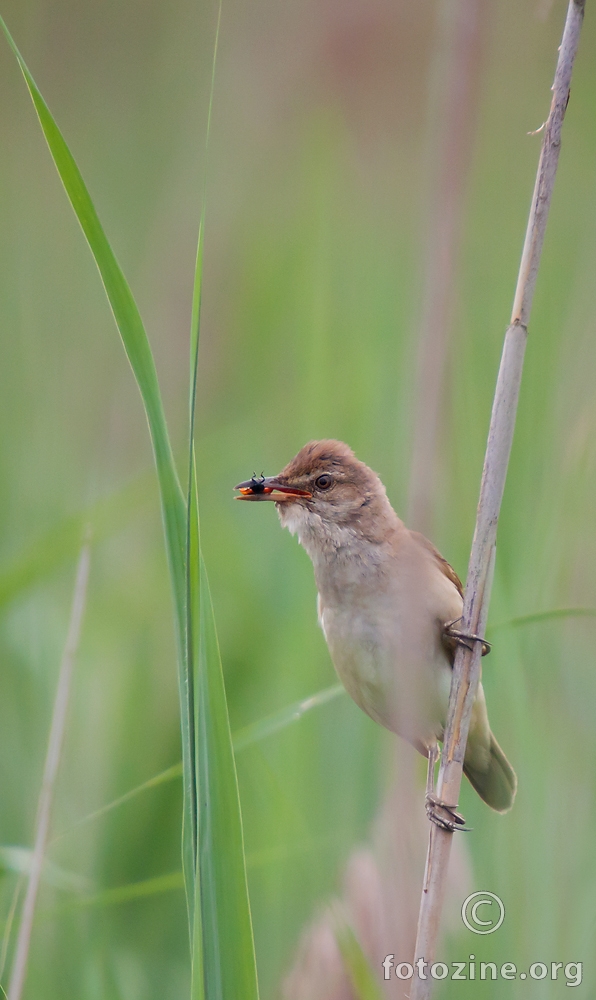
1;14;259;996
186;472;204;999
334;917;384;1000
184;1;258;994
232;683;345;752
0;18;186;616
52;683;345;839
0;848;90;893
74;872;185;909
46;873;185;915
0;476;153;610
489;607;596;632
0;10;200;943
190;554;259;999
50;763;184;843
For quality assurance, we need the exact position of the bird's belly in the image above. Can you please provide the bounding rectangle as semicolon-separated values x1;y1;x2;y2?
319;597;452;750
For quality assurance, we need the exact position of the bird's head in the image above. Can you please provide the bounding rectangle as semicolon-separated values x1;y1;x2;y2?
235;440;395;545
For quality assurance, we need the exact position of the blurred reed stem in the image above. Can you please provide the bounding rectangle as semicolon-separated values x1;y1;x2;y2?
410;3;586;997
7;542;91;1000
407;0;486;537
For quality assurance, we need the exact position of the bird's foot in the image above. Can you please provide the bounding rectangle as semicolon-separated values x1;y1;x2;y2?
444;618;491;656
425;792;471;832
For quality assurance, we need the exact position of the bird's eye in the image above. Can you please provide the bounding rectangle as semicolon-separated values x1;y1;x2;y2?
315;474;333;491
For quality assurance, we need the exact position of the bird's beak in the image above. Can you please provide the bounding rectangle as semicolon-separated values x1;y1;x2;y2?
234;476;312;502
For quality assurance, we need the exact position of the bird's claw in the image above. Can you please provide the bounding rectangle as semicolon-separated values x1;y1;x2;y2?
443;618;491;656
425;793;471;832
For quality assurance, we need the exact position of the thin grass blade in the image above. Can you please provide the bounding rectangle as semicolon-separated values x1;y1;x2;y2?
0;13;198;936
189;552;259;998
53;682;344;840
1;15;259;997
184;2;258;994
489;607;596;632
333;917;384;1000
0;19;186;604
232;683;344;752
7;543;90;1000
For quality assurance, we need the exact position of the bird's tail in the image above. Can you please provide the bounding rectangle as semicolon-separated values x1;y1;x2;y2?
464;732;517;813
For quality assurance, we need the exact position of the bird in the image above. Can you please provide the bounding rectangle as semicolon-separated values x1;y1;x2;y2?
235;439;516;829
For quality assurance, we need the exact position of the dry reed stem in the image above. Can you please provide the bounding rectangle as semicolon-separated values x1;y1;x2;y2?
407;0;486;537
282;747;472;1000
7;542;91;1000
410;3;586;997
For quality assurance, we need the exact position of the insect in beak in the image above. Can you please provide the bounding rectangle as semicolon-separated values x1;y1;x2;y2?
234;475;312;501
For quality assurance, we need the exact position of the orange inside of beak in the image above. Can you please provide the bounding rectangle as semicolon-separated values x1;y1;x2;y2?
235;482;312;498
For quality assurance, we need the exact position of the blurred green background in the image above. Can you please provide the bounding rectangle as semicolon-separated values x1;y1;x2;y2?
1;0;595;996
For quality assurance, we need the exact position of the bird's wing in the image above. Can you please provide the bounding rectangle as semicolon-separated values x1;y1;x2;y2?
410;531;491;664
409;531;464;666
409;531;464;597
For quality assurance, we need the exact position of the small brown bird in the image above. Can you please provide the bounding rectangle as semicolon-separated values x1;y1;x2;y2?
236;440;516;828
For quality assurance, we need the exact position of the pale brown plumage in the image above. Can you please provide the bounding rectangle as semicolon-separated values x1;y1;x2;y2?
236;440;516;813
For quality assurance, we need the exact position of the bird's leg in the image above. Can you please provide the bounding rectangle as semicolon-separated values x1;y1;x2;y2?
424;742;470;833
444;617;491;656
